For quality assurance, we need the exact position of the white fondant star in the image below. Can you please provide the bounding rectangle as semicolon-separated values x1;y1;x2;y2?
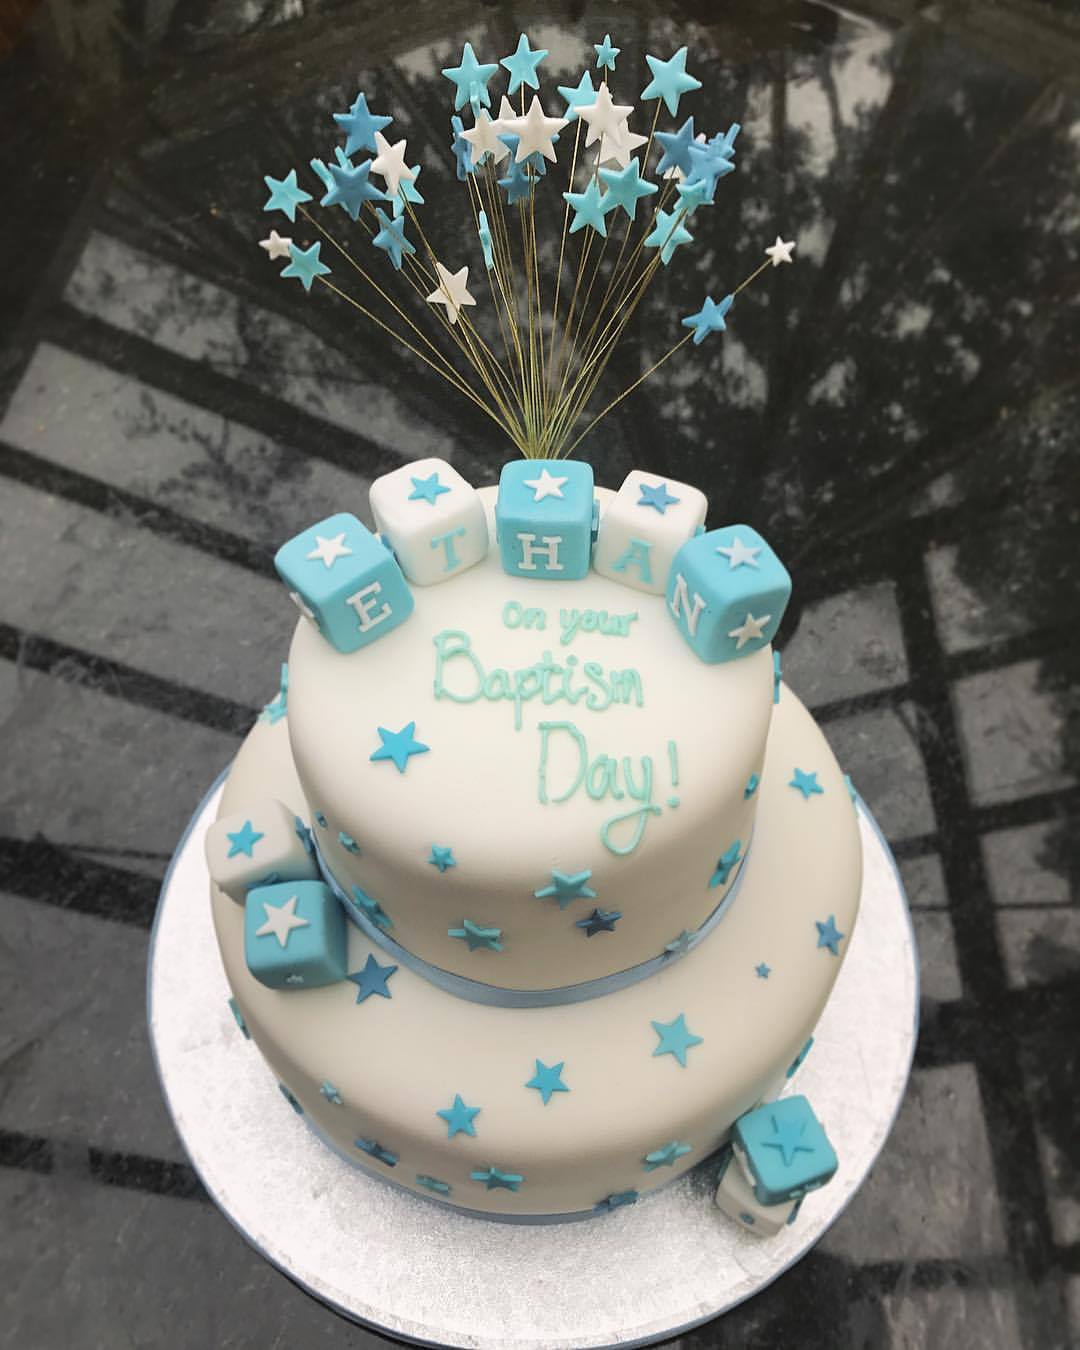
716;536;761;569
259;229;292;260
523;468;568;501
371;132;417;198
728;611;772;649
576;84;634;149
426;261;476;325
501;96;567;163
255;894;310;948
598;124;648;168
765;236;796;266
462;109;510;166
306;532;353;568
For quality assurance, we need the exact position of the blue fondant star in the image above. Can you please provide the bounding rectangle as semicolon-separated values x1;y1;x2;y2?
576;907;621;937
711;122;741;157
350;885;392;930
664;930;695;957
314;812;328;829
709;839;742;888
643;1140;691;1171
279;1083;303;1114
371;722;430;773
816;915;845;957
557;71;599;121
263;169;312;221
437;1093;480;1138
429;845;456;872
409;471;451;505
333;92;392;156
599;160;658;222
685;140;736;197
294;816;315;854
637;480;680;513
789;768;824;800
416;1174;452;1195
762;1112;815;1167
394;162;425;214
501;33;548;95
371;207;414;270
347;953;398;1002
281;242;331;292
226;820;264;858
594;33;620;70
323;158;387;219
651;1013;704;1067
499;132;549;176
448;918;503;952
534;869;596;909
563;179;614;237
756;962;771;979
355;1137;397;1166
228;997;250;1038
471;1165;523;1192
774;651;783;703
258;692;287;724
320;1081;343;1105
339;831;361;854
450;115;475;181
844;774;858;803
478;210;494;269
675;177;714;216
643;209;693;265
525;1059;569;1104
744;773;760;799
641;47;702;117
442;41;499;112
682;294;733;345
595;1189;638;1211
655;116;697;177
310;156;334;195
498;155;533;206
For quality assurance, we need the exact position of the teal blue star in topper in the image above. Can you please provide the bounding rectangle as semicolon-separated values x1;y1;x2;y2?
442;41;499;112
655;116;697;177
651;1013;704;1067
641;47;702;117
263;169;312;221
471;1165;523;1191
448;918;503;952
392;162;425;217
594;34;620;71
637;480;680;513
576;907;621;936
498;154;533;206
416;1174;452;1195
333;92;392;156
371;208;414;269
437;1093;480;1138
323;158;387;220
643;209;693;265
789;768;824;800
347;953;398;1002
310;156;334;195
501;33;548;95
595;1189;638;1211
525;1059;569;1104
682;294;734;345
477;210;494;269
371;722;430;772
429;845;456;872
756;962;771;979
281;242;331;292
762;1113;815;1167
709;839;742;889
355;1137;398;1166
499;132;549;176
320;1080;343;1105
409;471;450;505
686;140;736;197
599;160;658;222
557;71;599;121
816;915;845;956
563;179;614;237
226;820;264;858
643;1140;691;1170
450;115;475;182
534;869;596;909
350;885;392;930
711;122;742;157
675;178;714;217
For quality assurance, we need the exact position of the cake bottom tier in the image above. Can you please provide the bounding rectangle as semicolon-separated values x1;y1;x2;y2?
211;690;861;1219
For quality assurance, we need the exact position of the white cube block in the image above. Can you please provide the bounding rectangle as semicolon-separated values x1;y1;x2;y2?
714;1150;801;1237
369;457;488;586
205;798;319;904
593;470;707;595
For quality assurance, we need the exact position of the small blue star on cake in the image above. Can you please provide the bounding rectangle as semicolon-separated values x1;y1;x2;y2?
651;1013;704;1067
263;169;312;221
709;839;742;888
347;953;398;1001
525;1060;569;1104
355;1137;397;1167
448;918;503;952
664;930;695;957
789;768;824;800
320;1081;343;1105
744;773;760;798
370;722;430;772
471;1165;523;1192
429;845;456;872
534;868;596;909
350;885;392;930
437;1093;480;1138
281;242;331;292
756;962;771;980
416;1174;452;1195
637;480;680;513
338;831;361;854
576;907;621;937
643;1140;691;1171
595;1190;638;1211
815;915;845;956
226;820;264;859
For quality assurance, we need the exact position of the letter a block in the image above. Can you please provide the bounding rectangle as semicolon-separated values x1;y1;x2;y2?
369;457;489;585
495;459;594;580
274;512;413;654
593;470;707;595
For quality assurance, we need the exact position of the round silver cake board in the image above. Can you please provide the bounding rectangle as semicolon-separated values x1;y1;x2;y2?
148;770;918;1350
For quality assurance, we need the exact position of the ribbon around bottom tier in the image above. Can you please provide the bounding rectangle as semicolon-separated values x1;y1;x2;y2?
311;831;754;1010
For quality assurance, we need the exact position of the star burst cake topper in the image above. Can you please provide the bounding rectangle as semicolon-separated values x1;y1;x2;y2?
259;36;795;458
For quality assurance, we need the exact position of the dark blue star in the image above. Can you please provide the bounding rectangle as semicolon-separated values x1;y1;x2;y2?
685;140;737;197
323;158;387;220
576;907;621;937
347;953;398;1002
682;294;733;345
654;115;696;177
594;1189;638;1211
226;820;264;858
498;155;534;206
470;1165;523;1192
744;773;760;799
756;962;771;979
789;768;824;800
371;721;430;773
320;1081;343;1105
437;1093;480;1138
333;92;392;156
651;1013;704;1067
816;915;845;956
637;481;681;513
709;839;742;888
408;472;451;505
525;1060;569;1104
355;1137;397;1166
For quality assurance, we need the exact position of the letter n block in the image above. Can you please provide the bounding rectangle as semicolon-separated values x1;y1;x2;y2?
495;459;594;580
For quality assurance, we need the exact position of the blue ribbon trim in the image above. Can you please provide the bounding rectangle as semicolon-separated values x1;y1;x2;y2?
312;831;754;1009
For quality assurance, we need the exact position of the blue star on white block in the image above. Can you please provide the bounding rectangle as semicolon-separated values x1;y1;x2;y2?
347;953;398;1001
442;41;499;112
789;768;824;799
563;179;614;237
409;471;451;505
816;915;845;956
557;71;599;121
641;47;702;117
471;1166;523;1191
643;1140;691;1170
281;242;331;292
437;1093;480;1138
333;92;392;155
683;294;733;344
598;160;658;222
254;894;310;947
594;33;620;70
372;207;414;269
448;918;503;952
644;209;693;265
263;169;311;221
226;820;264;858
501;33;547;95
429;845;456;872
652;1013;704;1067
655;116;697;177
534;868;596;909
637;481;680;513
370;722;430;772
525;1059;569;1104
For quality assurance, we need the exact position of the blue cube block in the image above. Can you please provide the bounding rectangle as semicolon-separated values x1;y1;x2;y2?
244;880;348;990
495;459;595;580
274;512;413;654
732;1095;838;1206
665;524;791;664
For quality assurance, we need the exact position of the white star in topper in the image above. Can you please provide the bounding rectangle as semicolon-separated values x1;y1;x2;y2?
728;611;772;649
426;261;476;325
598;123;649;168
501;96;568;163
259;229;292;260
254;894;311;948
371;132;417;198
765;236;796;266
461;109;510;166
306;533;353;568
575;84;634;150
523;468;568;501
716;536;761;569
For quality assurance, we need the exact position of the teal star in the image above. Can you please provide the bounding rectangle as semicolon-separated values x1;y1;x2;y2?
262;169;312;221
279;1083;303;1114
711;122;741;157
599;160;658;222
471;1165;523;1191
437;1093;480;1138
525;1059;569;1104
762;1112;815;1167
709;839;742;888
655;116;696;177
682;294;733;345
442;41;499;112
281;242;331;292
643;1140;691;1171
685;140;736;197
595;1190;638;1211
450;115;474;182
323;158;387;219
844;774;858;803
816;915;845;956
371;722;430;773
576;907;621;936
756;962;771;979
258;692;287;724
333;92;392;156
640;47;702;117
448;918;503;952
498;132;548;177
408;471;450;505
675;177;714;216
228;997;250;1038
557;71;598;121
350;885;392;930
744;773;760;798
226;820;264;858
347;953;398;1002
371;208;414;269
429;845;456;872
320;1081;343;1105
294;817;314;854
534;868;596;909
339;831;361;854
643;209;693;265
789;768;824;800
416;1174;452;1195
594;34;620;70
498;155;533;206
355;1137;397;1166
651;1013;704;1067
501;33;547;95
664;930;695;957
563;179;615;237
478;210;494;269
392;163;425;217
637;480;680;513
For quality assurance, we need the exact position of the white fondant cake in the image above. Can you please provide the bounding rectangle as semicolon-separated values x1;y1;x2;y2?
206;467;861;1221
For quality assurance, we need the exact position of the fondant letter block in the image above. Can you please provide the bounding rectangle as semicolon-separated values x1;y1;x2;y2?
666;525;791;663
731;1095;837;1206
593;471;707;595
369;457;489;586
714;1149;802;1237
244;880;348;990
205;799;319;905
274;512;413;654
495;459;595;580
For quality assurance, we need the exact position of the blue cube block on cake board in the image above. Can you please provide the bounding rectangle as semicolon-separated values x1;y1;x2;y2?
495;459;595;580
731;1094;838;1206
274;512;414;654
244;880;348;990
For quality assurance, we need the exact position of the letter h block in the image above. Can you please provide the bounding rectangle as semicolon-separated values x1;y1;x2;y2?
495;459;594;580
368;457;489;585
